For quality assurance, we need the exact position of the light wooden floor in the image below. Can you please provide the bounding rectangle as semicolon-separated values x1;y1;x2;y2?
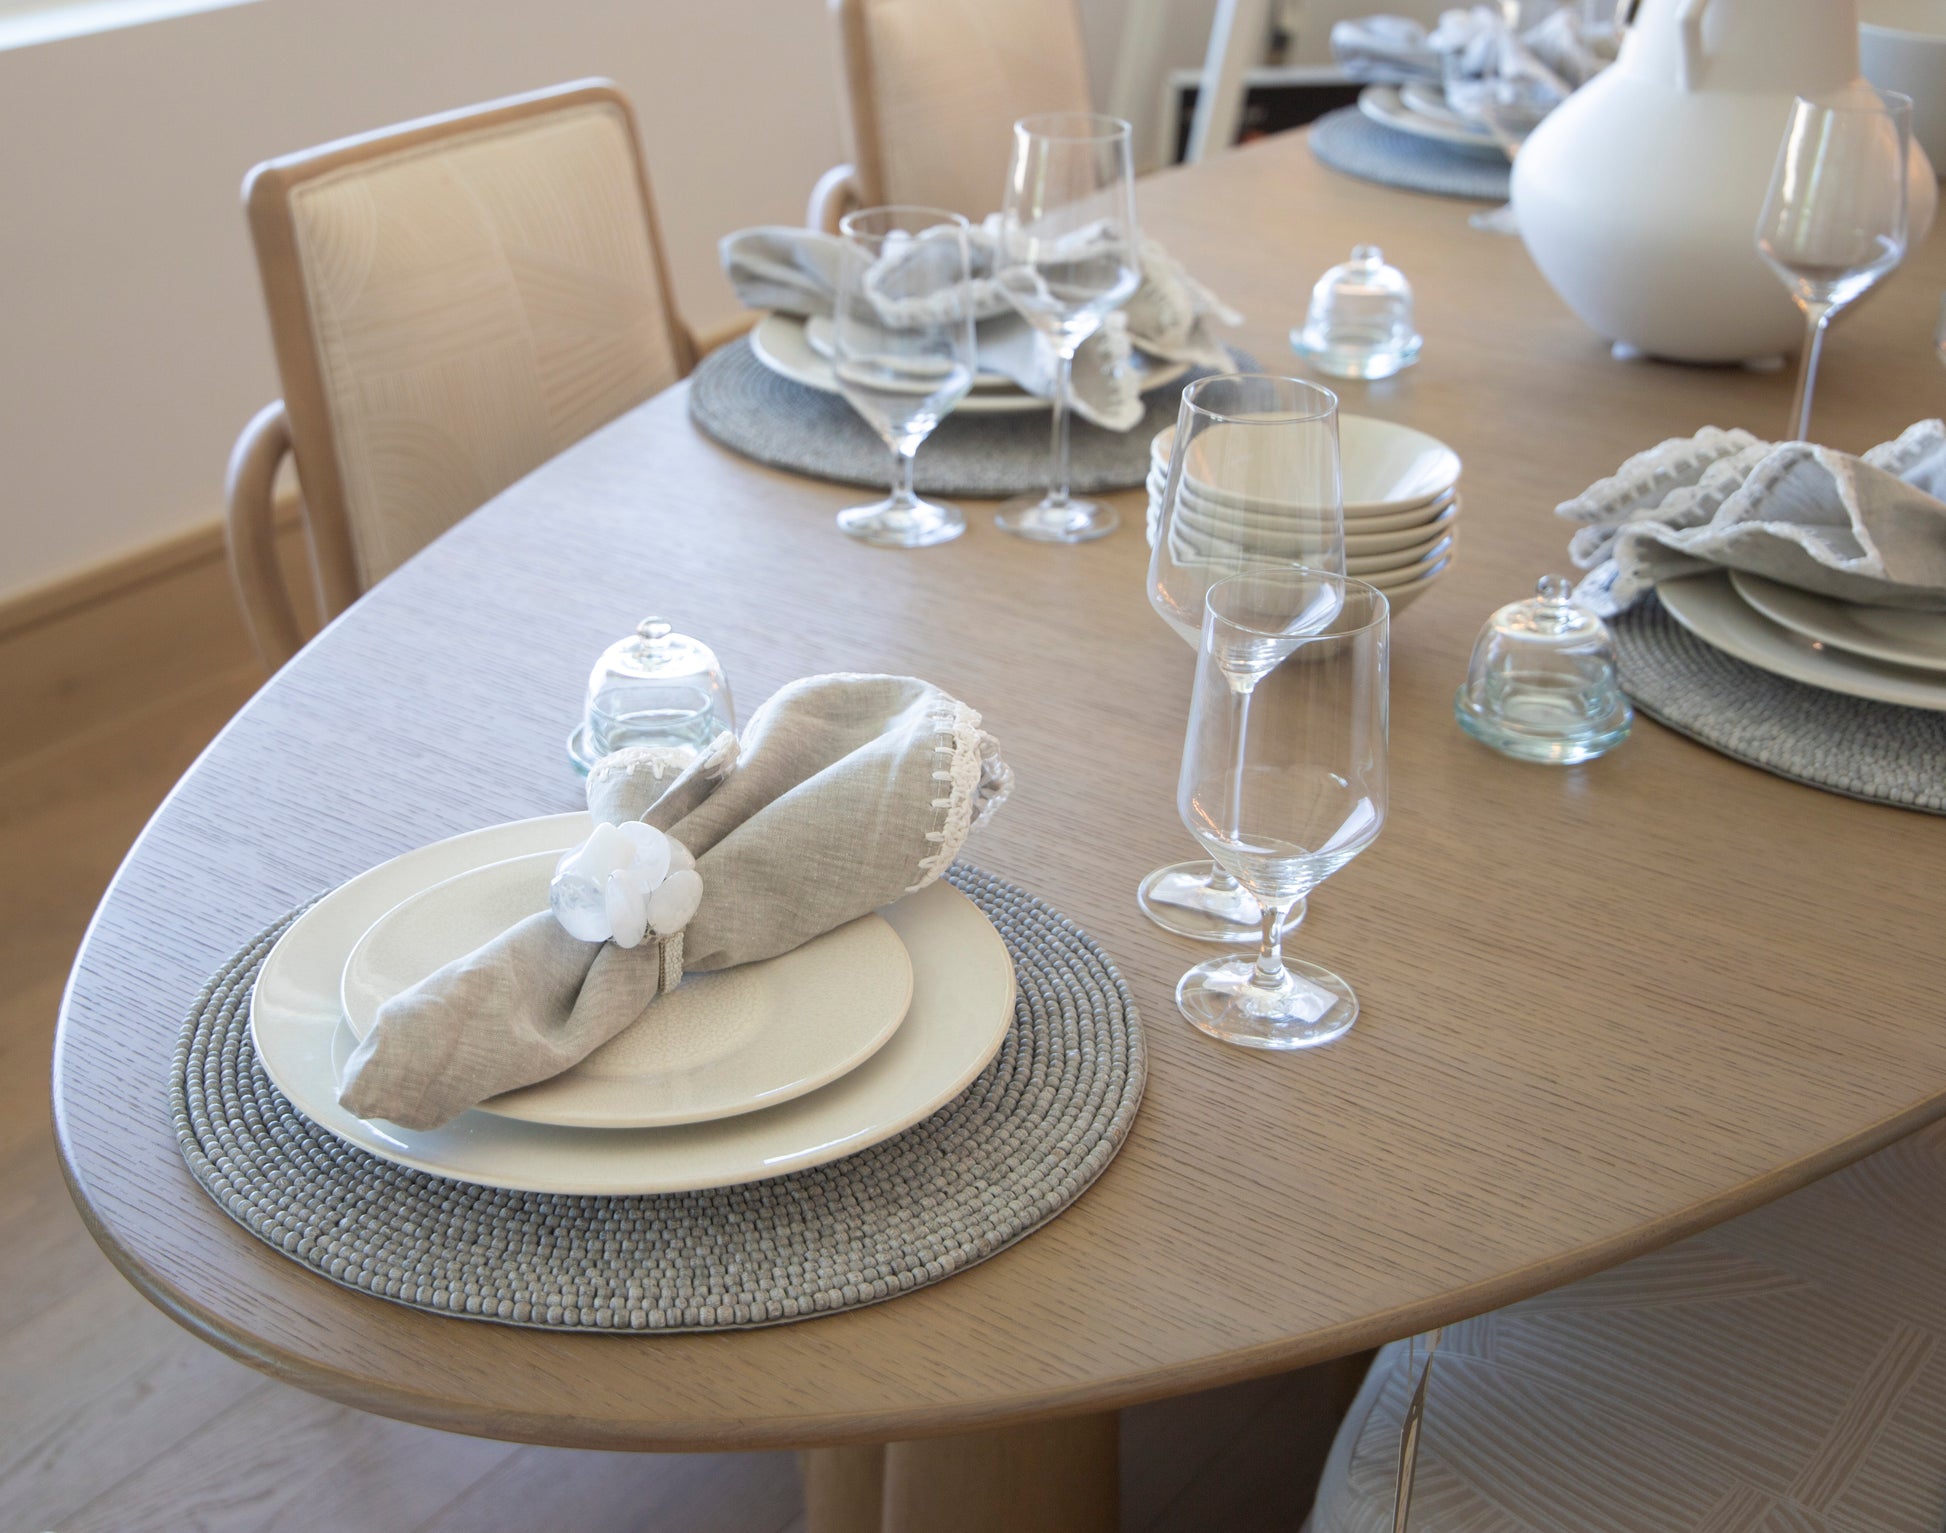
2;660;1364;1532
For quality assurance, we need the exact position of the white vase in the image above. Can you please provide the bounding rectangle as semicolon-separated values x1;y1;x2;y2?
1512;0;1937;363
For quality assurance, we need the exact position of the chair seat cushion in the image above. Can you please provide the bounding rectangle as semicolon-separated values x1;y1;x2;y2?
1311;1121;1946;1532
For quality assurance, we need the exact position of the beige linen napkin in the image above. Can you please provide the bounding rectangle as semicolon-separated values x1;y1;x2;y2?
1559;421;1946;615
338;674;1011;1130
720;218;1238;432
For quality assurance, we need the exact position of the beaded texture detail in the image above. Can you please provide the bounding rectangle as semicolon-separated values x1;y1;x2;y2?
1613;593;1946;814
687;338;1250;498
173;866;1145;1333
1309;106;1513;202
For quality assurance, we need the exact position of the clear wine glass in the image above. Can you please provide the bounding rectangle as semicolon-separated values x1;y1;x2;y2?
994;113;1140;544
1175;569;1389;1050
1144;374;1346;944
1756;91;1912;443
832;206;977;548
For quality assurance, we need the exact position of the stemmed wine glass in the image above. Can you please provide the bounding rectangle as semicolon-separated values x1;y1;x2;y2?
1445;34;1566;236
1175;569;1389;1050
1756;91;1912;443
1144;375;1346;944
831;206;977;547
994;113;1140;544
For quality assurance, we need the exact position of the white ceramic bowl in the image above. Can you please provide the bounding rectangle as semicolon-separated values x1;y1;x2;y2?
1151;414;1460;516
1862;2;1946;172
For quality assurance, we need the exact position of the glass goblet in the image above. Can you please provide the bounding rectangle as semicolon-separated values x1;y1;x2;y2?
1144;374;1346;944
832;205;977;548
1176;569;1390;1050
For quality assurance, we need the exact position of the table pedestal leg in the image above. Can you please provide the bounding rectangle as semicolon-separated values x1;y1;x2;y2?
800;1444;886;1533
879;1411;1119;1533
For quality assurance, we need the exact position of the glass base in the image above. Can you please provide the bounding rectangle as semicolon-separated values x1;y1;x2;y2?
838;495;965;549
1138;860;1306;943
1454;688;1633;764
1177;954;1357;1051
1469;202;1519;236
995;494;1118;544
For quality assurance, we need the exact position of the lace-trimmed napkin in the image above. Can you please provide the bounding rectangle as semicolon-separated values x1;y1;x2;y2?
339;674;1012;1131
1559;421;1946;616
720;219;1239;433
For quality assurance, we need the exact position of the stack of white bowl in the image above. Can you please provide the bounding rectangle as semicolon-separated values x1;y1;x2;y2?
1146;414;1462;615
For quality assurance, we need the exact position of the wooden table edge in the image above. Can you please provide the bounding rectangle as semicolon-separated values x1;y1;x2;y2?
53;1061;1946;1451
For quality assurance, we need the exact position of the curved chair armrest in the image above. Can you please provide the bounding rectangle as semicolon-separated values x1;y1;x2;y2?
807;163;863;233
224;400;305;672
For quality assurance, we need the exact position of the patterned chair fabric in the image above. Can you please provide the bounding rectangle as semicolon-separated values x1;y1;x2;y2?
1311;1119;1946;1532
284;99;684;590
849;0;1094;216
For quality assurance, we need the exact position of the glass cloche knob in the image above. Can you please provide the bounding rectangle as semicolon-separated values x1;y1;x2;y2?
1454;575;1632;763
567;615;735;779
1291;244;1423;381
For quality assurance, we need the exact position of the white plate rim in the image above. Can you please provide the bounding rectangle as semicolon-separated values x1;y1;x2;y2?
249;815;1020;1195
1357;82;1503;152
339;854;916;1130
1727;569;1946;675
1658;571;1946;712
1151;416;1461;515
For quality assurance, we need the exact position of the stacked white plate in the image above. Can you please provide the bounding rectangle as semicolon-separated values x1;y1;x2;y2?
247;813;1019;1195
1656;569;1946;712
1146;414;1462;614
1356;82;1503;156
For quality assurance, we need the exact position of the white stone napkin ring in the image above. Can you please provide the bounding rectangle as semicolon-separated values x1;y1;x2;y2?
548;821;700;990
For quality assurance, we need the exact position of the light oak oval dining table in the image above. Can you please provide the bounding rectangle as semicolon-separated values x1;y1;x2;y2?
53;128;1946;1529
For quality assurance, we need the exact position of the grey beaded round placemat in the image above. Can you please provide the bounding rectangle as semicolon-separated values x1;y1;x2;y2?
1310;106;1510;202
173;866;1145;1332
1613;593;1946;814
689;337;1238;497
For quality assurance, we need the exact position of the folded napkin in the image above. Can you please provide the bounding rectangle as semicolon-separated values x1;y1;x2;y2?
1334;6;1608;93
338;674;1012;1130
1559;421;1946;615
721;218;1239;432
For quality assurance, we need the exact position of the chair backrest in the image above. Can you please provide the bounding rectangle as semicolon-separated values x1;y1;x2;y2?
244;79;692;614
834;0;1094;218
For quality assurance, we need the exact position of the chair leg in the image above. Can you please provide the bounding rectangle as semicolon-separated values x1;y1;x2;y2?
1393;1328;1442;1533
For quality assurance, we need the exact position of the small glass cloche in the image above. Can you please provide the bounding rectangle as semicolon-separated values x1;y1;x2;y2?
1454;576;1632;764
1291;244;1423;381
567;617;735;778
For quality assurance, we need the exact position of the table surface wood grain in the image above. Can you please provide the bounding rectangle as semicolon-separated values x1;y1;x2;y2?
53;128;1946;1452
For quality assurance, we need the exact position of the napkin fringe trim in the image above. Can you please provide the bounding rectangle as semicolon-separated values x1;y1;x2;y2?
905;702;1012;893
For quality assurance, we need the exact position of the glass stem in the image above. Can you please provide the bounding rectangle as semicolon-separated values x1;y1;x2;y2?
1214;681;1256;904
1787;303;1834;443
890;442;918;510
1253;902;1293;987
1047;345;1075;509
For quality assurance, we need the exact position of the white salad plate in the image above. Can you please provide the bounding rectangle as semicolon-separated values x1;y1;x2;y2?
1658;572;1946;712
341;852;915;1130
751;311;1192;415
250;813;1019;1195
801;313;1013;390
1728;570;1946;675
1152;416;1461;516
1357;83;1502;153
1399;80;1472;129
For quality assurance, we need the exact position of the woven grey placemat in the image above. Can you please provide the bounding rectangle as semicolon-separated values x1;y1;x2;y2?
1613;593;1946;814
174;865;1145;1332
1310;105;1510;202
689;337;1238;497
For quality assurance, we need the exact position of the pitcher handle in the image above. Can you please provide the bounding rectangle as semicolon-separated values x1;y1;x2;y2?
1676;0;1709;90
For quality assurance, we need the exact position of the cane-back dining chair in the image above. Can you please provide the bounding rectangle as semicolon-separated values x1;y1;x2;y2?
1307;1116;1946;1532
808;0;1095;231
225;78;695;669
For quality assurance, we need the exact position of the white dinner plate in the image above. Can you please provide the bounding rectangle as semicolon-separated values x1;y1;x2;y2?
250;814;1019;1195
1728;570;1946;675
751;311;1193;415
1357;83;1503;153
1658;571;1946;712
341;853;914;1130
1400;80;1471;129
1152;416;1461;516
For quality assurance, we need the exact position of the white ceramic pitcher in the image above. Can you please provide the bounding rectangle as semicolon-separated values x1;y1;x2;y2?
1513;0;1937;363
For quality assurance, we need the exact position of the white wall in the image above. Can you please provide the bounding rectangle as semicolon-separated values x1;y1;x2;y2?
0;0;852;599
0;0;1218;601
